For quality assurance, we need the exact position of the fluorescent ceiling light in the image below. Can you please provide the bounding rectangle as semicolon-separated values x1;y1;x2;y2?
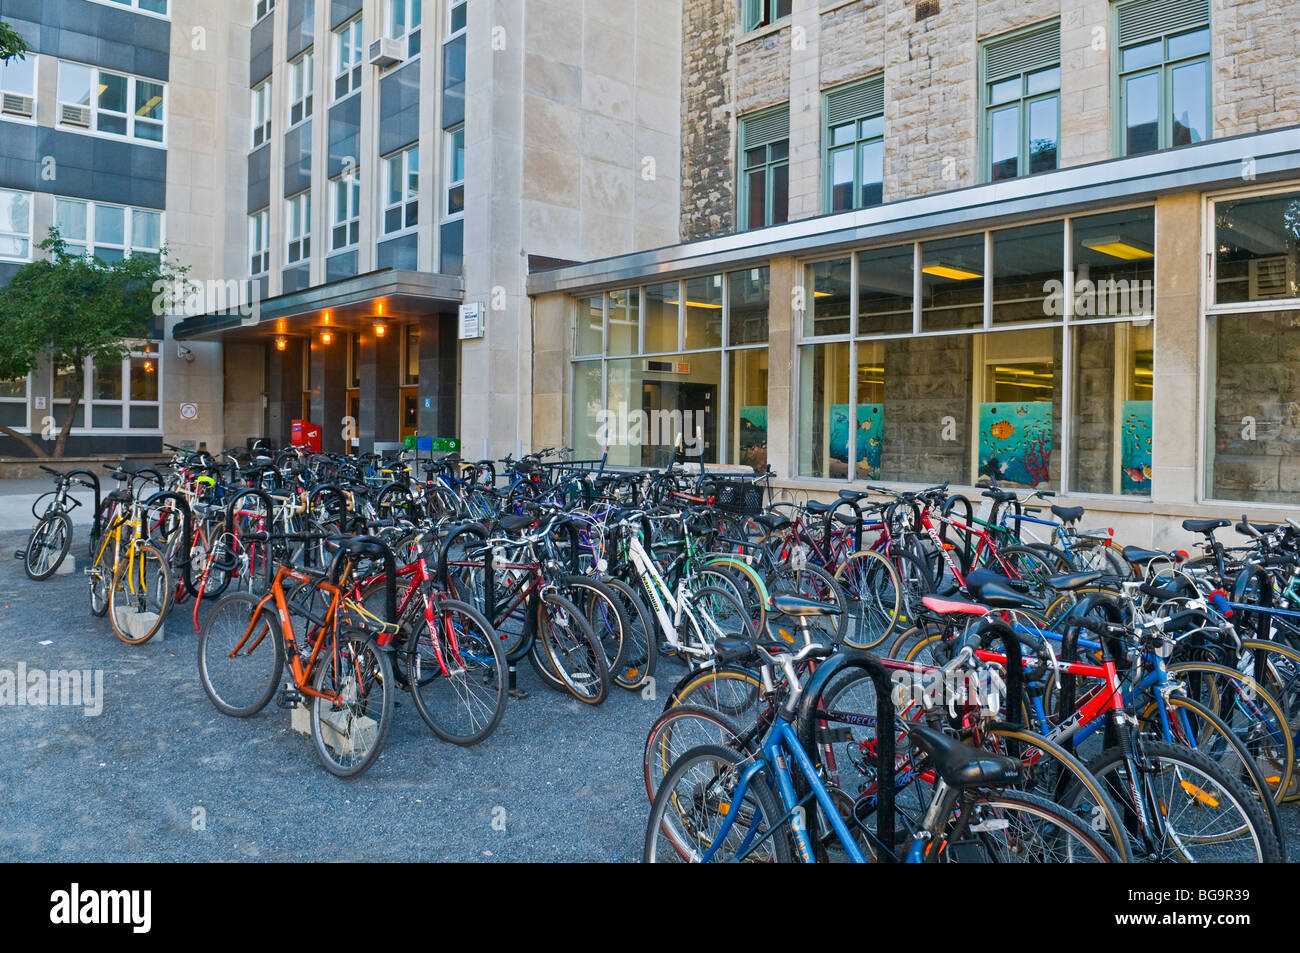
922;261;982;280
1081;235;1153;260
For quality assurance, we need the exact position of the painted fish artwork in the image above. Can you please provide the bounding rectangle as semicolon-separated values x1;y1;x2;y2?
739;406;768;471
830;404;884;478
1120;400;1153;495
979;402;1053;487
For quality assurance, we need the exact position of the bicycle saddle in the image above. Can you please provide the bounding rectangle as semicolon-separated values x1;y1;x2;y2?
1121;545;1164;565
1045;570;1104;591
770;593;841;618
805;500;832;514
964;571;1044;611
1182;518;1229;535
498;513;535;533
1050;504;1085;523
906;724;1021;789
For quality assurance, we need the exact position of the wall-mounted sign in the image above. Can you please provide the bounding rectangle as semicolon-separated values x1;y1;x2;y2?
34;396;45;410
179;402;199;421
458;302;484;340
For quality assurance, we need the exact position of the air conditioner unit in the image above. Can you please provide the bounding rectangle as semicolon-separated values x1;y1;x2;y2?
1;93;34;118
369;37;404;68
60;102;91;127
1249;256;1298;299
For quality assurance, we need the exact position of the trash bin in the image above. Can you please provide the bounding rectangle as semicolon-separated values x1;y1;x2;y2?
290;419;322;453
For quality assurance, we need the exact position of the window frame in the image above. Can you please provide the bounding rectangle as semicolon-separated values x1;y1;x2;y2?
443;126;464;221
741;0;792;33
0;187;34;263
287;51;314;129
254;0;275;22
331;172;361;252
54;198;163;262
332;16;364;102
447;0;467;38
822;79;885;214
387;0;423;58
87;0;170;18
249;208;270;277
251;78;272;148
379;145;419;237
1113;2;1211;157
56;61;167;146
51;343;163;435
738;107;790;231
978;22;1061;183
285;190;312;266
0;51;39;124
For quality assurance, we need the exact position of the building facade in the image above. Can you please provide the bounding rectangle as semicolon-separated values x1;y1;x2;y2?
1;0;1298;545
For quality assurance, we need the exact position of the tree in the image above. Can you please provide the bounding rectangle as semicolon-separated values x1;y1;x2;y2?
0;21;28;64
0;230;185;458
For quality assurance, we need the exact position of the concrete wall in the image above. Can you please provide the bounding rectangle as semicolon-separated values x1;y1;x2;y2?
462;0;683;460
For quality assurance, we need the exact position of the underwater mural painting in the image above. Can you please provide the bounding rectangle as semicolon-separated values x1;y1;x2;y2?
978;401;1053;487
1121;400;1153;495
830;404;884;478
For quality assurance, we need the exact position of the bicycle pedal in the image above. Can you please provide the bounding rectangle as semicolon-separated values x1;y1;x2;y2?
276;687;304;709
13;550;25;561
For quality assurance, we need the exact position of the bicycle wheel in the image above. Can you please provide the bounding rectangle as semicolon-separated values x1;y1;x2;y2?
664;664;764;720
835;549;903;649
24;512;72;581
643;705;747;802
561;575;629;683
87;568;110;617
993;545;1059;609
197;592;284;717
1238;638;1300;801
537;591;609;704
1167;660;1295;808
407;598;507;746
644;744;791;863
768;561;849;643
310;630;395;778
604;576;657;690
108;543;171;645
1077;739;1283;862
941;789;1120;863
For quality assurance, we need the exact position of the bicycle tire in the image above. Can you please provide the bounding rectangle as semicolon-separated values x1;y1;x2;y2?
834;548;903;649
942;788;1121;863
197;591;284;717
407;598;508;746
643;704;747;802
310;630;395;778
24;512;72;581
108;542;171;645
537;590;609;704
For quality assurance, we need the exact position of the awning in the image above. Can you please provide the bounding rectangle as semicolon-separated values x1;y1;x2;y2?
172;268;464;341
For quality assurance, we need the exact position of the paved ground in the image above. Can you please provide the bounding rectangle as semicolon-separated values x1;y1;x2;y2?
0;519;670;862
2;477;1299;862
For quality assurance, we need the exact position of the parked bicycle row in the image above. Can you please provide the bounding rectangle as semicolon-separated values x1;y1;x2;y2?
14;443;1300;862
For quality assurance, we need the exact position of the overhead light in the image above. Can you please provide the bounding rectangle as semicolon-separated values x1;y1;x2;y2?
275;336;288;351
812;291;833;298
665;299;723;310
323;312;330;323
374;323;387;336
1081;235;1153;260
922;261;983;280
320;330;333;344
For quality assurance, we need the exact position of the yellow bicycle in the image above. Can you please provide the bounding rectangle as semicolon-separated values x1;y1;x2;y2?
87;492;172;645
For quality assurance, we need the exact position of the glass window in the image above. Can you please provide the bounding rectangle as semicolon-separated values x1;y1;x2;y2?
797;341;851;478
255;0;275;20
921;233;985;331
728;267;770;345
249;209;269;275
286;191;311;264
94;360;123;401
448;0;467;36
740;110;789;230
57;62;93;108
252;80;272;148
134;79;164;142
572;360;603;459
333;18;363;100
731;349;769;471
332;173;360;250
1207;310;1300;503
445;127;464;217
858;245;914;336
1;54;36;99
289;52;314;127
606;352;721;467
742;0;792;31
0;189;32;261
1214;190;1300;305
684;275;724;350
389;0;422;56
1117;16;1210;156
130;353;159;401
1070;321;1153;495
576;297;603;356
981;26;1060;181
804;258;852;337
58;63;165;143
991;220;1064;325
384;146;419;234
824;81;884;213
607;289;639;356
55;200;159;262
1072;207;1155;318
643;283;679;354
404;323;420;384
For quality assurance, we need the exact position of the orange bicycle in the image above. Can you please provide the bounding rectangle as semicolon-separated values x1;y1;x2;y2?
197;533;396;778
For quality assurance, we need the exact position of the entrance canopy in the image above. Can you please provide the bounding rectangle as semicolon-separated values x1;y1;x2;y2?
172;268;464;342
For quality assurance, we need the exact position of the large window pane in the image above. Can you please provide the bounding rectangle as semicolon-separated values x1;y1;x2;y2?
1;56;35;96
96;206;125;246
1028;97;1058;173
1208;310;1300;503
992;220;1063;325
798;342;850;478
132;210;161;251
93;360;123;400
1170;60;1207;146
728;267;769;345
643;282;679;354
58;63;93;107
1070;321;1154;495
858;245;913;336
859;140;883;207
804;258;851;337
572;360;603;459
829;147;854;212
746;168;767;230
973;328;1061;488
921;234;984;331
1214;191;1300;305
130;354;159;401
989;105;1019;181
855;340;884;479
607;352;720;467
684;275;723;350
575;296;603;356
730;349;768;471
1125;72;1159;156
607;288;639;355
1072;207;1155;318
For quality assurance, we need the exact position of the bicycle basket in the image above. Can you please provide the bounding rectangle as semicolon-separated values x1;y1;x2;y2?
714;479;764;516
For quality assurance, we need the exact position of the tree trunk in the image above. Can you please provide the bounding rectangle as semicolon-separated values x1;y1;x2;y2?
0;425;49;458
53;365;83;459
